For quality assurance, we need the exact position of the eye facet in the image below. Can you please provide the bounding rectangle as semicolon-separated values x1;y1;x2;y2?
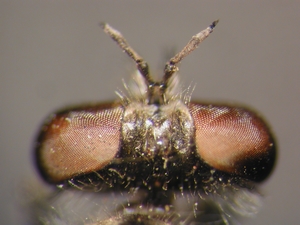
35;104;123;183
189;102;276;182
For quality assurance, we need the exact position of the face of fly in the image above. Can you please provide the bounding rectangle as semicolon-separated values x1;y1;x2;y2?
33;21;276;224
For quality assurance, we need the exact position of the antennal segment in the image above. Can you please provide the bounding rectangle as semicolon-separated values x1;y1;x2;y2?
101;23;154;86
164;20;219;84
102;21;218;105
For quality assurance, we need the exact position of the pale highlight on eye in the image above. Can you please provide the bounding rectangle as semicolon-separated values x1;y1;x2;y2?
189;103;274;179
37;105;123;183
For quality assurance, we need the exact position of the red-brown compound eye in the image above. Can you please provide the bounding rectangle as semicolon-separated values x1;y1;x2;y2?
189;102;276;182
35;104;124;183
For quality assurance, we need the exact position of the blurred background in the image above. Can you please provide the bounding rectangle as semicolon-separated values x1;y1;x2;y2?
1;1;299;224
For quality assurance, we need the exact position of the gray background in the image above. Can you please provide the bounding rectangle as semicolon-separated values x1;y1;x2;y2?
1;1;299;224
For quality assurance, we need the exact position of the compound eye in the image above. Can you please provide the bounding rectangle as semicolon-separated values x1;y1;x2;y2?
189;103;276;182
35;105;124;183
